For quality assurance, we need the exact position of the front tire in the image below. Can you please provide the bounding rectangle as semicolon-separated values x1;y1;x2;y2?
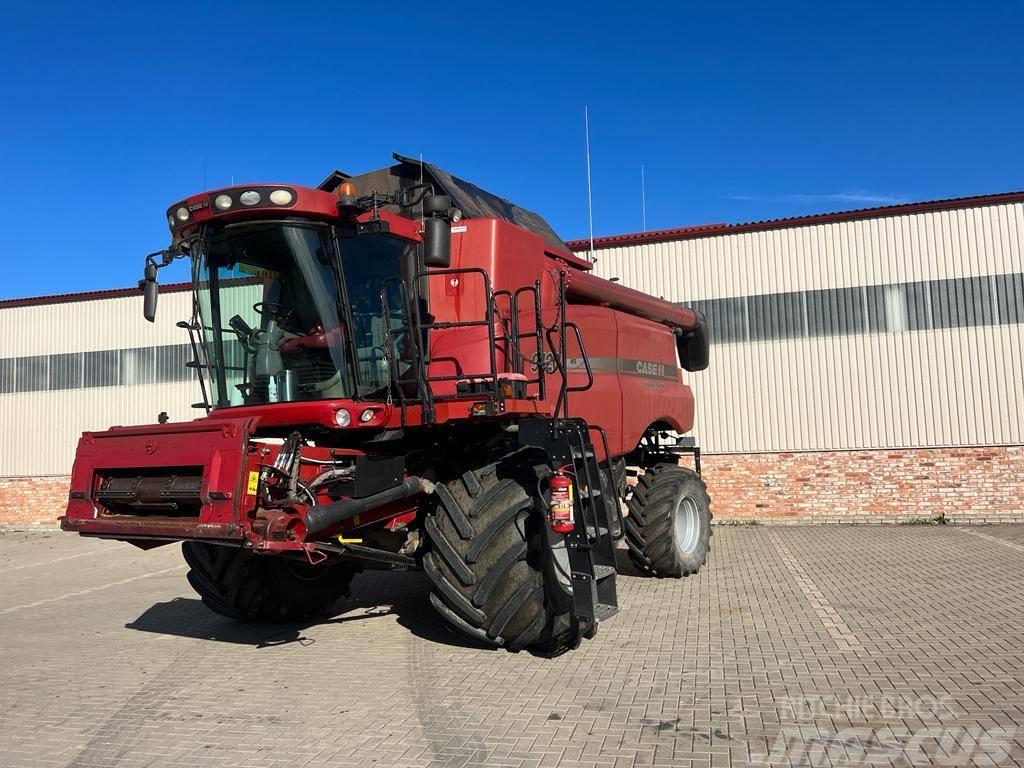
423;450;571;651
183;541;356;622
624;465;712;577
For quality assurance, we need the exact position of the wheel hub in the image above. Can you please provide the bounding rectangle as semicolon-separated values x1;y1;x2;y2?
673;494;702;557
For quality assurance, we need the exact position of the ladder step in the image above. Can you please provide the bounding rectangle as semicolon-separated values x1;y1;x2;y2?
594;603;618;621
579;488;601;498
593;564;616;580
571;447;595;459
585;525;609;540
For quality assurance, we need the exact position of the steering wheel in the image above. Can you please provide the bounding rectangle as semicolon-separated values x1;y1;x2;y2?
253;302;296;326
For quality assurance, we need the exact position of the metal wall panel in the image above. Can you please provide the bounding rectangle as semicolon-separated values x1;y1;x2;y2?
591;201;1024;452
0;382;198;476
0;291;199;476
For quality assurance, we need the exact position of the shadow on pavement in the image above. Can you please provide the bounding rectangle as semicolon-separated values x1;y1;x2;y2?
127;556;654;652
126;570;486;651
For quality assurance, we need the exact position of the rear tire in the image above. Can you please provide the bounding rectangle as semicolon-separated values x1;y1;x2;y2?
423;449;571;651
624;465;712;577
182;541;356;622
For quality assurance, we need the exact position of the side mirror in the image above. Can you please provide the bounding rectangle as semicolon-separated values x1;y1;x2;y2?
422;194;452;268
143;262;159;322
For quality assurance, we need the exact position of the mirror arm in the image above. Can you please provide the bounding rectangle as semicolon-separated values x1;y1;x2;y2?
140;246;187;323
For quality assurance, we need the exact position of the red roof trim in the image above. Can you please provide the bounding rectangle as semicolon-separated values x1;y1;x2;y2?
0;281;193;310
565;190;1024;251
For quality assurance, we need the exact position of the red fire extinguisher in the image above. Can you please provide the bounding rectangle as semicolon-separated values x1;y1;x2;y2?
549;469;575;534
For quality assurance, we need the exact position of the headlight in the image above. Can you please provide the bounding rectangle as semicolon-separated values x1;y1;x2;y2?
359;408;375;423
335;409;351;427
269;189;294;206
214;194;233;210
239;190;261;206
175;206;189;222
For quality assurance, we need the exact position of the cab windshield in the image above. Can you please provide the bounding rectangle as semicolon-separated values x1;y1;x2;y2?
192;221;414;408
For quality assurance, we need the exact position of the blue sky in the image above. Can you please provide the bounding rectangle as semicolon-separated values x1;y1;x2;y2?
1;1;1021;299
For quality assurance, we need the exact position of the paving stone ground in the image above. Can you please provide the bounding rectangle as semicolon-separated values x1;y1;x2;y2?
1;525;1022;767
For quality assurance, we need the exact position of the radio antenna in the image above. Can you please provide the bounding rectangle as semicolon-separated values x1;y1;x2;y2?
584;106;595;262
641;163;647;232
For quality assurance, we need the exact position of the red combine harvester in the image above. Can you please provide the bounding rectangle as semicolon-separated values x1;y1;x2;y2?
61;154;711;652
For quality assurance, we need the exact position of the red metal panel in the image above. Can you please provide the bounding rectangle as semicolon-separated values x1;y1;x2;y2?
560;305;623;456
61;417;254;540
612;310;694;453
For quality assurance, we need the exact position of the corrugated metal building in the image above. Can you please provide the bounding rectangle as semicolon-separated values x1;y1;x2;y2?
568;193;1024;454
0;287;197;477
1;191;1022;522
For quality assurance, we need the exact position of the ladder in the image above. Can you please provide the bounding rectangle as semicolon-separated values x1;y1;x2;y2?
518;418;621;646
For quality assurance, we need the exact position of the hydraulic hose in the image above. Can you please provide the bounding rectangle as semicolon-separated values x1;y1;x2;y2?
303;476;424;537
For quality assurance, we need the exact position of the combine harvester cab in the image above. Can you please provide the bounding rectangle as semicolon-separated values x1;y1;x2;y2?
61;153;712;652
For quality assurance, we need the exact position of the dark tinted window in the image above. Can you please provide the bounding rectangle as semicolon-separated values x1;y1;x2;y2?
929;275;995;329
904;281;931;331
49;352;82;390
996;273;1023;325
807;286;866;336
15;356;48;392
84;350;119;388
748;292;805;341
155;344;192;383
690;297;748;344
0;358;15;394
866;283;918;333
120;347;156;385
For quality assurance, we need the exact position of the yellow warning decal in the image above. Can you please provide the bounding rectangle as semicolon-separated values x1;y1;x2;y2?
246;471;259;496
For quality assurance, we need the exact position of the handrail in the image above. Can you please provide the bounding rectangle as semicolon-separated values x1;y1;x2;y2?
513;282;546;401
413;267;502;421
366;269;551;423
492;289;517;377
177;319;211;413
378;277;411;426
587;424;624;539
546;322;594;418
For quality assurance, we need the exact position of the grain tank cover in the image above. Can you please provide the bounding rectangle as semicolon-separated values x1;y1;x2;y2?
318;153;568;251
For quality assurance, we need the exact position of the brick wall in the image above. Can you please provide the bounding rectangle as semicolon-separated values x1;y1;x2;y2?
702;445;1024;524
2;445;1022;527
0;476;71;526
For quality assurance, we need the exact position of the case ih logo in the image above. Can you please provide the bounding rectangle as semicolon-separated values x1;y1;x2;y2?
635;360;667;378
